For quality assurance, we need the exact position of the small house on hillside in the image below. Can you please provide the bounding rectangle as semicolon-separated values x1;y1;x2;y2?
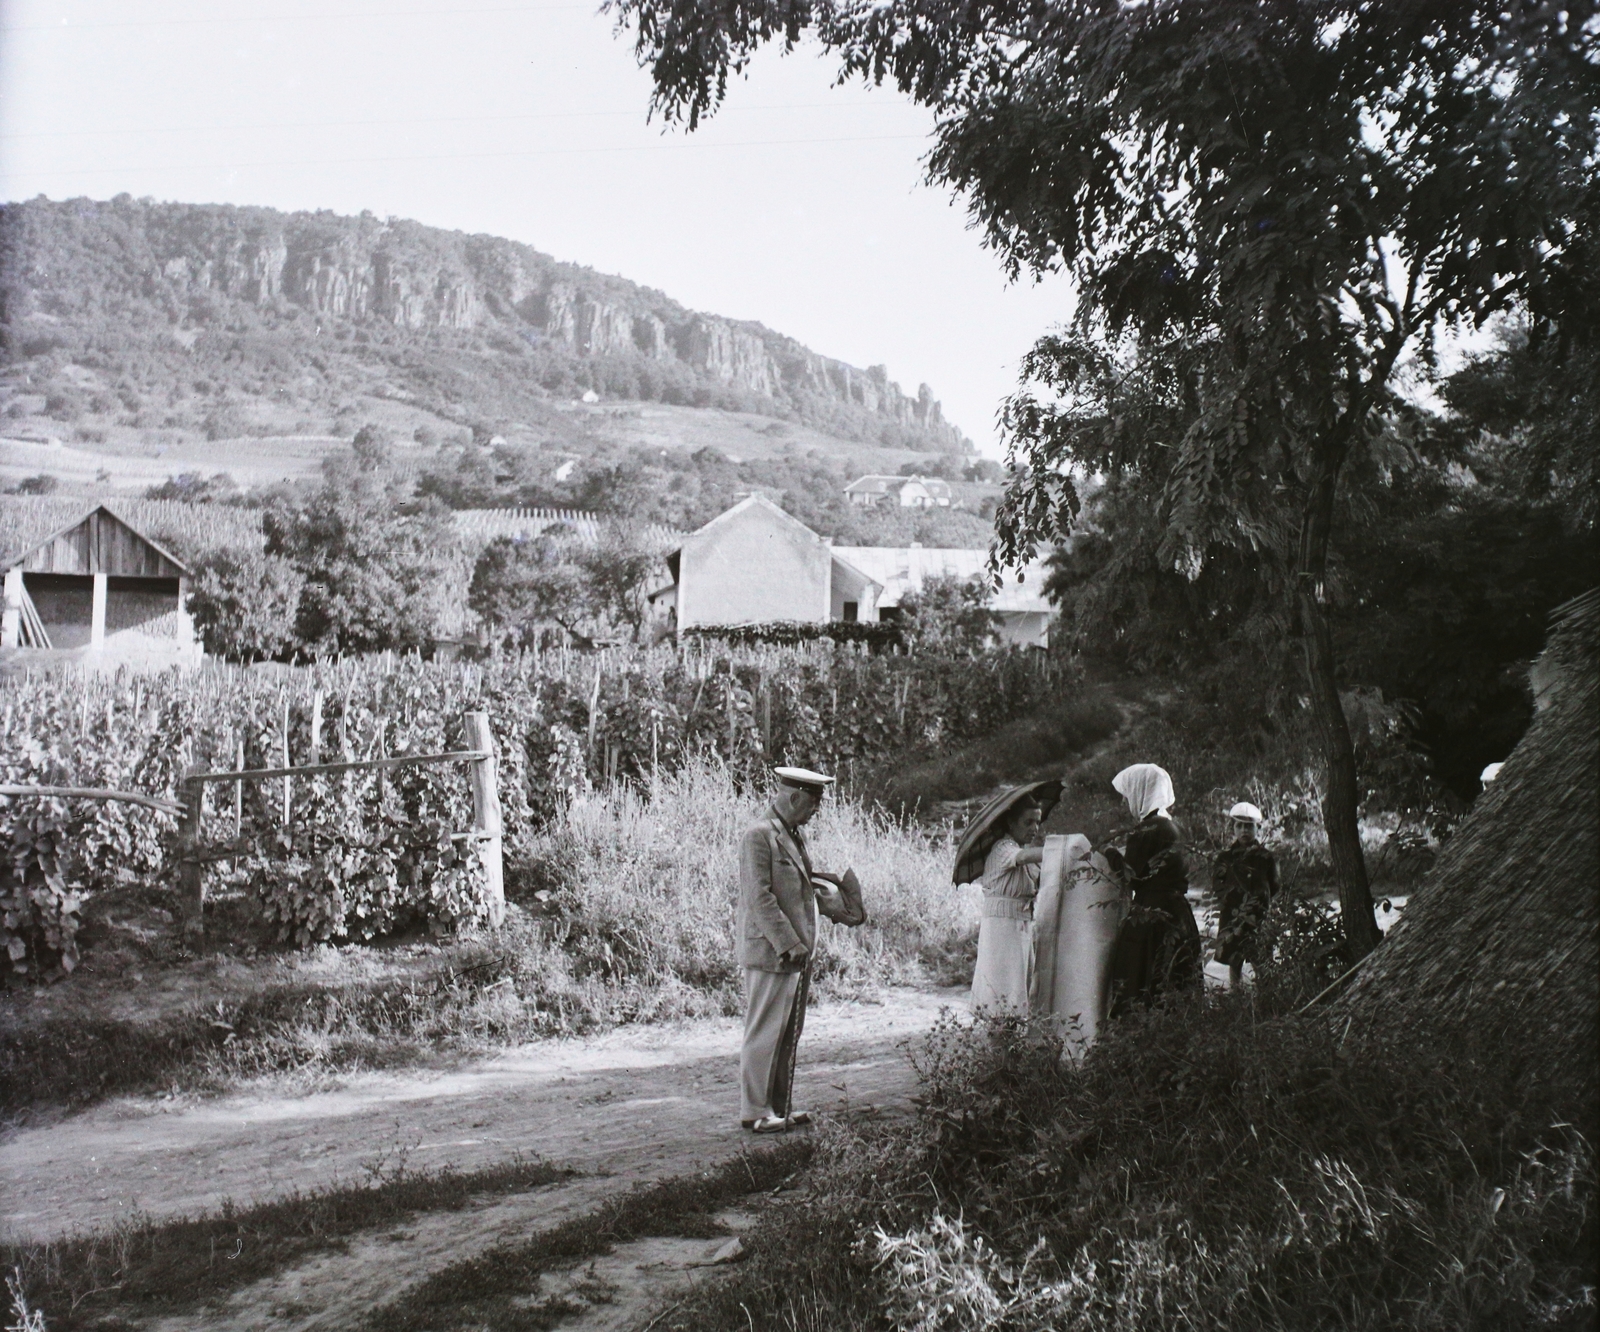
648;495;1055;645
1;505;202;669
844;475;953;509
649;495;882;629
834;544;1055;649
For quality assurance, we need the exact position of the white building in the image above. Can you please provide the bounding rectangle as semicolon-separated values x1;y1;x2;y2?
648;495;1054;646
843;474;953;509
833;543;1055;649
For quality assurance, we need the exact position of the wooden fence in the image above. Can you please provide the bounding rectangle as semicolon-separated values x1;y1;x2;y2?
1;710;503;937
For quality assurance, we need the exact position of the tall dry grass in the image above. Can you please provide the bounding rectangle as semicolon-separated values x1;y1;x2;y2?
523;756;976;1007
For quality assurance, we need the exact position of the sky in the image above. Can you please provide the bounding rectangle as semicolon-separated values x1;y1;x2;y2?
0;0;1078;456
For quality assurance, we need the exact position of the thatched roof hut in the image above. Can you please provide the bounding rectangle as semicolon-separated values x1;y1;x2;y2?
1341;589;1598;1102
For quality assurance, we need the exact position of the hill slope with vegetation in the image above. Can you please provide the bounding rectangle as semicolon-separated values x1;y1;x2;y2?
0;195;972;453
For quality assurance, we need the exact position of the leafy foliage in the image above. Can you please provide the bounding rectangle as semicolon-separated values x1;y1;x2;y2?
659;997;1597;1332
260;464;459;655
0;641;1064;970
609;0;1596;960
898;573;1002;657
186;547;304;662
468;533;586;646
0;802;81;977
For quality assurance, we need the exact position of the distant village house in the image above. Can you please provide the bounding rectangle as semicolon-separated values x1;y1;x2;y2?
648;494;1054;648
1;505;203;669
843;474;953;509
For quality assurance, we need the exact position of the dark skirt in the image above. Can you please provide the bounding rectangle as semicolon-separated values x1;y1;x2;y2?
1109;891;1204;1014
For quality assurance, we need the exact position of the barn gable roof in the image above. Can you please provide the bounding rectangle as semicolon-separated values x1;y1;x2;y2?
1;504;191;578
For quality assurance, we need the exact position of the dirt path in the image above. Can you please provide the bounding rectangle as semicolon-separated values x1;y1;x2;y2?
0;985;962;1244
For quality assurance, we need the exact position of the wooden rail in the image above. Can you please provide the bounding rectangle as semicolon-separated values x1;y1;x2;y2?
3;711;505;939
173;712;504;934
0;784;185;816
185;750;490;785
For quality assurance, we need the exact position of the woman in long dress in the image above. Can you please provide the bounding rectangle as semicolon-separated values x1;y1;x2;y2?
1030;833;1126;1055
970;799;1043;1013
1105;764;1204;1013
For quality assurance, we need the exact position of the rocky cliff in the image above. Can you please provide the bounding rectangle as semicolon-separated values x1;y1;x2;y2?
0;197;970;452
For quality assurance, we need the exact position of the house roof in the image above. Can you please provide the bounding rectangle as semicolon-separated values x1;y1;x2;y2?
833;545;1053;614
829;551;882;595
673;492;825;553
1;503;191;578
843;474;953;498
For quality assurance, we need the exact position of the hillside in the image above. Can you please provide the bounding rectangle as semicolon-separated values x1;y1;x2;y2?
0;196;972;462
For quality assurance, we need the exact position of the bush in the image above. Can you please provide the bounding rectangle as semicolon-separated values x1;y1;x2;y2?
664;999;1598;1332
187;547;303;661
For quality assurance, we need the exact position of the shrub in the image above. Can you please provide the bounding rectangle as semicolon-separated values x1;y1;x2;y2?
187;547;304;661
664;1000;1597;1332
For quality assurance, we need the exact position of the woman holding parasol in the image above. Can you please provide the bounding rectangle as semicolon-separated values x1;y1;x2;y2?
953;779;1063;1014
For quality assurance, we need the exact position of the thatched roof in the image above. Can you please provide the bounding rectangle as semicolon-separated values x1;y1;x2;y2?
1341;589;1599;1099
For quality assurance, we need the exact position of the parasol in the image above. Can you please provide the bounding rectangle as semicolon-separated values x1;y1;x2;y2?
951;778;1063;885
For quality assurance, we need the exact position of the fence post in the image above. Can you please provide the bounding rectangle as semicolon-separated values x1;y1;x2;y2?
463;711;505;928
176;766;206;940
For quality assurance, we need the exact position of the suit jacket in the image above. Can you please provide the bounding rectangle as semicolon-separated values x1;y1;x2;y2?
737;808;864;972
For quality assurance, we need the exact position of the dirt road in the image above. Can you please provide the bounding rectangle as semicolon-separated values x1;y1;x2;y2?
0;984;962;1244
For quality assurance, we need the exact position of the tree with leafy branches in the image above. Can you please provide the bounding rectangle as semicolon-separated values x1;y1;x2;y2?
610;0;1597;956
576;523;663;641
468;533;589;647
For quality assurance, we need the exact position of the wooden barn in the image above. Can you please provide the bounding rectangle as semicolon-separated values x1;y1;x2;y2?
1;505;202;668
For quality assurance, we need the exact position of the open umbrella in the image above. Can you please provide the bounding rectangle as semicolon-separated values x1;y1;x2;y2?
951;778;1064;885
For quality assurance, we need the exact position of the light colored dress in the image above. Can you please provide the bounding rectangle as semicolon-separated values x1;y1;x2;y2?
1030;834;1128;1057
970;836;1038;1014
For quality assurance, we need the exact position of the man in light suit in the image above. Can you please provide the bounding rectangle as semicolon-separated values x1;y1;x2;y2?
738;766;865;1133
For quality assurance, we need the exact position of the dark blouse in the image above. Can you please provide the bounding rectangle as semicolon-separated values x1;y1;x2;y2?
1120;814;1190;904
1107;813;1204;1007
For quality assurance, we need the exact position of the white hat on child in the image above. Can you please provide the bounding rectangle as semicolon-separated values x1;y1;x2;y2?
1227;802;1264;823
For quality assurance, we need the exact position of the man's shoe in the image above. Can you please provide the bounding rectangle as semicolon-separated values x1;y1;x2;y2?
750;1114;789;1134
785;1110;812;1126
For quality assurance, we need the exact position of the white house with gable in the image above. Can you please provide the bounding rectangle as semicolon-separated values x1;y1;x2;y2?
843;474;953;509
648;495;1054;646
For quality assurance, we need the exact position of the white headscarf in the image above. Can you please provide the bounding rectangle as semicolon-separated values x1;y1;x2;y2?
1112;763;1175;819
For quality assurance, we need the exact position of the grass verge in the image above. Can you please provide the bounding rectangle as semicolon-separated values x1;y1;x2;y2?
2;1156;572;1331
647;998;1598;1332
362;1138;814;1332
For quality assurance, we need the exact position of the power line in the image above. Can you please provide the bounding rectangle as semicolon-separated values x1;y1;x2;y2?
3;132;929;179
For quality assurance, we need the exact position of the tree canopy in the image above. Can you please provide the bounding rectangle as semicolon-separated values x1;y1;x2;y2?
611;0;1598;955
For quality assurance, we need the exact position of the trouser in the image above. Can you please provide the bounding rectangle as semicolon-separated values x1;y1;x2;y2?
739;962;810;1124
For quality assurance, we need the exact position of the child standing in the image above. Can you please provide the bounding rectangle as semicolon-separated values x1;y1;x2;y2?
1212;802;1279;989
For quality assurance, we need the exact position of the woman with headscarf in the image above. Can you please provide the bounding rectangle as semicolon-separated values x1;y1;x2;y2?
970;797;1043;1013
1104;763;1204;1012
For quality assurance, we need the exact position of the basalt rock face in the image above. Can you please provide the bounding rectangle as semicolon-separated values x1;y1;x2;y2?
0;196;971;451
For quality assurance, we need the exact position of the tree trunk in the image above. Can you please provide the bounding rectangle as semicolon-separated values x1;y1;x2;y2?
1297;454;1381;959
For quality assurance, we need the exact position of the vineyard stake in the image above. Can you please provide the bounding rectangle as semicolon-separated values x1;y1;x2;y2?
281;696;292;847
463;710;505;927
177;765;207;939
